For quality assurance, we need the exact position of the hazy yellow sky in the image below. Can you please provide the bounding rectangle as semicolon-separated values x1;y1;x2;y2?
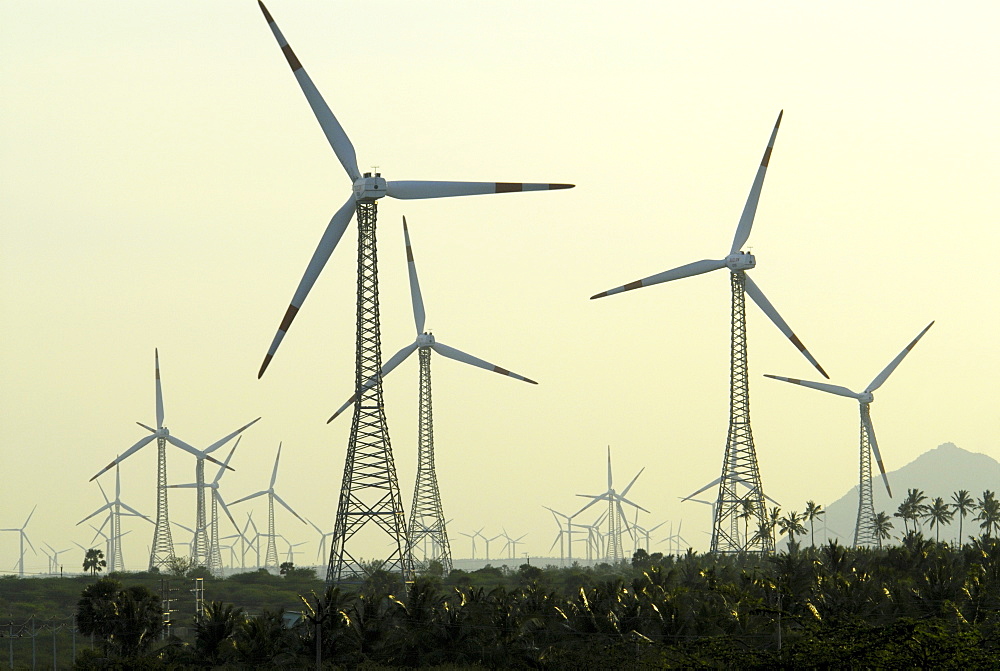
2;1;998;572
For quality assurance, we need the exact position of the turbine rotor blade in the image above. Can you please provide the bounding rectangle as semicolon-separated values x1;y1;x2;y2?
763;374;860;400
386;181;573;200
273;492;307;525
328;342;418;422
743;275;828;378
205;418;260;455
681;477;721;501
154;349;164;429
270;443;282;489
402;217;426;335
215;491;240;532
618;495;650;514
591;259;726;300
259;196;356;378
90;434;155;481
862;407;892;498
213;442;240;484
431;340;537;384
730;110;783;255
621;468;645;498
257;2;361;181
865;321;934;393
228;490;267;507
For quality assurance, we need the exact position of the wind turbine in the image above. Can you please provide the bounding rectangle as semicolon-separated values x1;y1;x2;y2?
253;3;572;585
1;507;37;577
78;463;152;572
501;530;528;560
544;507;580;564
42;544;72;575
88;350;230;571
168;437;248;575
327;218;537;574
307;519;335;566
765;321;934;547
459;528;484;560
482;533;504;562
230;443;307;571
573;447;647;563
591;112;826;555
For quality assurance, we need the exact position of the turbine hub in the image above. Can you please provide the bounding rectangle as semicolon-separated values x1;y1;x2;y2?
416;332;435;347
156;426;169;438
353;172;387;201
725;252;756;271
859;392;874;404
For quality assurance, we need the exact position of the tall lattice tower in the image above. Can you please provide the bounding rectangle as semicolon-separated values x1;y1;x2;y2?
853;407;879;546
406;347;452;573
711;271;771;554
591;112;828;556
327;201;411;583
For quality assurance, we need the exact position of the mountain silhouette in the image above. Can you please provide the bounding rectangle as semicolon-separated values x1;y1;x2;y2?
793;443;1000;547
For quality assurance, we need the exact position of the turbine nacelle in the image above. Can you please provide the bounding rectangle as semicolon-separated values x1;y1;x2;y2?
726;252;756;271
353;173;387;201
858;391;874;404
416;332;435;347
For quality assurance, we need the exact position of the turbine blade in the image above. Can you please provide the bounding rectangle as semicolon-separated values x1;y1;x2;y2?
136;422;155;433
97;481;110;506
730;111;783;255
386;181;573;200
591;259;727;299
90;434;156;481
607;446;613;490
154;349;164;429
681;477;721;501
327;342;418;422
259;196;357;378
273;492;307;524
402;217;426;335
865;321;934;393
205;418;260;455
270;443;282;489
431;340;537;384
76;504;111;526
744;275;828;378
216;492;240;532
763;374;860;400
257;2;360;181
571;495;606;518
166;483;199;489
619;495;650;514
117;502;150;522
229;490;267;506
212;442;240;484
863;408;892;498
621;468;645;498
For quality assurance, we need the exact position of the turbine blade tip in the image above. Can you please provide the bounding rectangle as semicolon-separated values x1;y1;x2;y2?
590;292;606;300
550;183;575;190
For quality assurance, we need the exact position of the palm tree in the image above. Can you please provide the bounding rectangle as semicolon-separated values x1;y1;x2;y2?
873;511;893;549
951;489;975;545
804;500;825;548
737;499;757;551
778;511;806;547
974;490;1000;538
902;488;929;531
83;548;106;577
922;497;953;543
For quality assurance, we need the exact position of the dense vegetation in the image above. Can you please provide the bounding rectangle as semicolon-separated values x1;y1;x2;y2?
3;530;1000;668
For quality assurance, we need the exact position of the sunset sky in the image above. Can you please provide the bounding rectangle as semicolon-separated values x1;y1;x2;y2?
2;1;998;572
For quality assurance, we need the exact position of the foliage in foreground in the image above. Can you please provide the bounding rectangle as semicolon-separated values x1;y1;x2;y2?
62;534;1000;668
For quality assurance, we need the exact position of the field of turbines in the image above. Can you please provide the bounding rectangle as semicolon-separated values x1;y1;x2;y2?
3;1;1000;667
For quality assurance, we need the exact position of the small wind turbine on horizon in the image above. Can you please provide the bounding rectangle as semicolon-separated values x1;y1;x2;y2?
88;350;232;571
573;447;648;563
765;321;934;547
78;462;152;573
230;443;307;571
168;438;248;576
591;112;826;555
1;507;37;577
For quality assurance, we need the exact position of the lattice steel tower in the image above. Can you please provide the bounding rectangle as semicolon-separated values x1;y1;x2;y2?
853;406;879;546
711;271;771;554
327;200;412;584
406;347;452;572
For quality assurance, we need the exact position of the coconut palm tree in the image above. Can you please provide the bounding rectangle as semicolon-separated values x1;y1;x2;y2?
778;511;806;547
804;500;825;548
951;489;975;545
737;499;757;551
873;511;893;549
922;497;953;543
903;489;929;531
974;490;1000;538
